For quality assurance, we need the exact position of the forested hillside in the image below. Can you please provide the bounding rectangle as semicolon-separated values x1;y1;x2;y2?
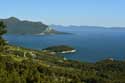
0;21;125;83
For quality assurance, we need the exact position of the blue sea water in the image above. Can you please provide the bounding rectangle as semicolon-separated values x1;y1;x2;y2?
3;27;125;62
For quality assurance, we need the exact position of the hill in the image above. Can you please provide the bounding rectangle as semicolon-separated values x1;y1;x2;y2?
0;17;66;35
0;45;125;83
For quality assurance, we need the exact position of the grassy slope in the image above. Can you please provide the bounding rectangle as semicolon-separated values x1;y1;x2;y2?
0;45;125;83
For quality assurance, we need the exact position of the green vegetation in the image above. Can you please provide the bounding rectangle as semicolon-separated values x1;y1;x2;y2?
43;45;76;53
0;45;125;83
0;21;7;51
0;22;125;83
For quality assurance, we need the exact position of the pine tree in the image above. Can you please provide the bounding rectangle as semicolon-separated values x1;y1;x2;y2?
0;21;7;51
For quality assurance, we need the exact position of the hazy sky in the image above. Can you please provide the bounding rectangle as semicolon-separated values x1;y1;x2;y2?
0;0;125;27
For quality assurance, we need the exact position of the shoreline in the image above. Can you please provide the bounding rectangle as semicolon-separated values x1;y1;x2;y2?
60;50;76;54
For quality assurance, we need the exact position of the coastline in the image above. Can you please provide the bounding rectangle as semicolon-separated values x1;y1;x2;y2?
60;49;76;54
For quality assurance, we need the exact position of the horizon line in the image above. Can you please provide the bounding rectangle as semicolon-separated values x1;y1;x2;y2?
1;16;125;28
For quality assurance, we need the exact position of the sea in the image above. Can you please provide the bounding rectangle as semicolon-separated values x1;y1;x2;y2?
3;26;125;62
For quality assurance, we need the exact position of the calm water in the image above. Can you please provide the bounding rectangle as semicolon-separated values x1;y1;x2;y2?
3;27;125;62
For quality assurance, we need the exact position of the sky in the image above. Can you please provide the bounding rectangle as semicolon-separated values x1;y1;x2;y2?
0;0;125;27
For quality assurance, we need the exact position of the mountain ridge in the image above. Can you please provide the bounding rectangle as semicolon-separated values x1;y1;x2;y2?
51;24;125;29
0;17;66;35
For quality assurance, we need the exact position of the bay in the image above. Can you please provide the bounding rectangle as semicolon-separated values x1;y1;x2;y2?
3;27;125;62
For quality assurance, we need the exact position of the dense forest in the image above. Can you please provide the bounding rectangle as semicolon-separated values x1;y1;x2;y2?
0;21;125;83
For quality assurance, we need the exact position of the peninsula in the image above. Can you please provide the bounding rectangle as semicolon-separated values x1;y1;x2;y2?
43;45;76;54
0;17;67;35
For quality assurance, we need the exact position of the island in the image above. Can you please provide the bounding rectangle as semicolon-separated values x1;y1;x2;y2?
42;45;76;54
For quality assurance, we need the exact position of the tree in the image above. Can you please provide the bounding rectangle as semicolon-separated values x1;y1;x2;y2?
0;21;7;51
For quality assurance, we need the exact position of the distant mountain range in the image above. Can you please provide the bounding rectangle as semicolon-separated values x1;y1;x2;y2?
51;24;125;29
1;17;124;35
0;17;66;35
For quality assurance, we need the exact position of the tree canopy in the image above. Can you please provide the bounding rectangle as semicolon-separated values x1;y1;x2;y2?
0;21;7;51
